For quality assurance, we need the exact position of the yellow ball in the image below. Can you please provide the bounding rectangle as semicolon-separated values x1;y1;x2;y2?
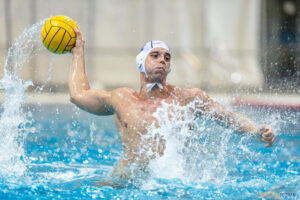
41;15;79;54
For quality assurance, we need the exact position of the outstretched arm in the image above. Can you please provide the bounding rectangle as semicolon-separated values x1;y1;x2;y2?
194;89;275;147
69;28;113;115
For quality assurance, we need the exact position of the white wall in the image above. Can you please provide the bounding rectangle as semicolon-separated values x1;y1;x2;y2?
0;0;263;92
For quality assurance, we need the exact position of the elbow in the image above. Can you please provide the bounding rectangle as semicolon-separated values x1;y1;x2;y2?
69;89;88;105
70;94;79;104
69;95;76;104
69;87;86;103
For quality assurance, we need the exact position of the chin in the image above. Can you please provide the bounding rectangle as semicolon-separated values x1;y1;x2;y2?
146;72;167;83
153;75;166;83
153;78;163;83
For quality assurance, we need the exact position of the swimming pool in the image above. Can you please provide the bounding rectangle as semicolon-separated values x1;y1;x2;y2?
0;103;299;199
0;21;298;199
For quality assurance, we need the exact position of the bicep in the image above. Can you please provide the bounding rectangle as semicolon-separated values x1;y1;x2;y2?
70;89;114;115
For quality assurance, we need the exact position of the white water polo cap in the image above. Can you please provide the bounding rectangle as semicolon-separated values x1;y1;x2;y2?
136;40;172;77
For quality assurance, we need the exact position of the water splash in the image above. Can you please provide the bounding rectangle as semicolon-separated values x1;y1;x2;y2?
143;97;293;189
145;99;233;185
34;55;55;94
0;20;46;177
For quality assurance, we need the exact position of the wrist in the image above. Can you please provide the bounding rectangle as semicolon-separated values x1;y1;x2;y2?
254;127;264;140
250;126;260;137
72;48;84;56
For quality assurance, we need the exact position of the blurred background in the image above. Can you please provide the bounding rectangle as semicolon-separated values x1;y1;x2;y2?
0;0;299;94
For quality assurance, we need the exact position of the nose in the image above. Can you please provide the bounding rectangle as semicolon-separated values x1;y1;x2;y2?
159;55;166;65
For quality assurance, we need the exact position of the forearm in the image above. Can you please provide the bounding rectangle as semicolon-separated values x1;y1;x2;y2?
197;91;274;147
207;101;258;135
227;112;258;135
219;109;275;147
69;51;90;98
67;28;114;116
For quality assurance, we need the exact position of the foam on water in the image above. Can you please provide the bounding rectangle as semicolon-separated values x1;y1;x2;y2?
0;20;45;177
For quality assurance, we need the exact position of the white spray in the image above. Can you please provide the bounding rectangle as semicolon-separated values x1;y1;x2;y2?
146;98;234;185
0;20;45;177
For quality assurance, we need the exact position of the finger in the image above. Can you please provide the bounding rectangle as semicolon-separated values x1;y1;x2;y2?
74;27;79;33
262;131;272;137
264;137;275;148
74;29;80;45
262;132;274;139
74;28;84;41
262;133;275;142
261;138;270;143
264;136;275;147
271;136;275;145
262;136;273;142
78;30;84;41
74;28;81;40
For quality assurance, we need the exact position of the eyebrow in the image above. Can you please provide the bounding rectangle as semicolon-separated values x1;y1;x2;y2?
150;51;160;54
150;51;171;57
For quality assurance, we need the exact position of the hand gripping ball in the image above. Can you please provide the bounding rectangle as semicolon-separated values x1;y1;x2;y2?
41;15;79;54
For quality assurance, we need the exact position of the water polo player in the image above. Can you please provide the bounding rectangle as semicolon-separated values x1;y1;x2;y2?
69;28;275;187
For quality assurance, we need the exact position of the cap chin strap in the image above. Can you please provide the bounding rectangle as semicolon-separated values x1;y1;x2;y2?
146;82;163;93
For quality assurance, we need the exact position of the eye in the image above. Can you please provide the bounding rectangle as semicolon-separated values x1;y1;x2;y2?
165;55;170;61
151;53;159;58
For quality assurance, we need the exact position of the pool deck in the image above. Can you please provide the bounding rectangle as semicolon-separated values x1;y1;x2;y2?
7;93;298;110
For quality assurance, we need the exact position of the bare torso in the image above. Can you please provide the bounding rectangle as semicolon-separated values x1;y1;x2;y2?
110;85;200;166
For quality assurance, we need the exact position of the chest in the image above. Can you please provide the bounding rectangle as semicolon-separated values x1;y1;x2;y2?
117;101;162;130
113;92;199;133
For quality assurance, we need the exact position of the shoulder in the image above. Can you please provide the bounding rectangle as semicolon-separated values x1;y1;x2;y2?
187;88;208;97
112;87;135;94
108;87;137;109
167;84;186;95
167;85;210;103
110;87;137;99
182;88;210;102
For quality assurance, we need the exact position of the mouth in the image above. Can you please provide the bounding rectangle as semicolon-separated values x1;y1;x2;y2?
154;69;164;76
155;67;165;72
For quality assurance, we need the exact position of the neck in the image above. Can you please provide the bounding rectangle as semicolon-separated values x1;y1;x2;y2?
139;77;169;100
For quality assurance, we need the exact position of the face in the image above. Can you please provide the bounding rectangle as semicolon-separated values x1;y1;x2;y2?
144;47;171;83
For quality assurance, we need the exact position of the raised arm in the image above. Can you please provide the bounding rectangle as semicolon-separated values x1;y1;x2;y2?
193;89;275;147
69;28;113;115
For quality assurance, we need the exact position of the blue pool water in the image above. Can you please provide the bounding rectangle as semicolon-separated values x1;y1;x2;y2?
0;104;299;199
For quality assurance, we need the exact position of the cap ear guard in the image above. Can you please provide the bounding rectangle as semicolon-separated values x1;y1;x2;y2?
136;51;147;77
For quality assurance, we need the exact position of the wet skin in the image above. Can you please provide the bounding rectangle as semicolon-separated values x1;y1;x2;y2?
69;29;275;185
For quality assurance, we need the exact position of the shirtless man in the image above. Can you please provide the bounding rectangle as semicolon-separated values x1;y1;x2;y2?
69;29;275;187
